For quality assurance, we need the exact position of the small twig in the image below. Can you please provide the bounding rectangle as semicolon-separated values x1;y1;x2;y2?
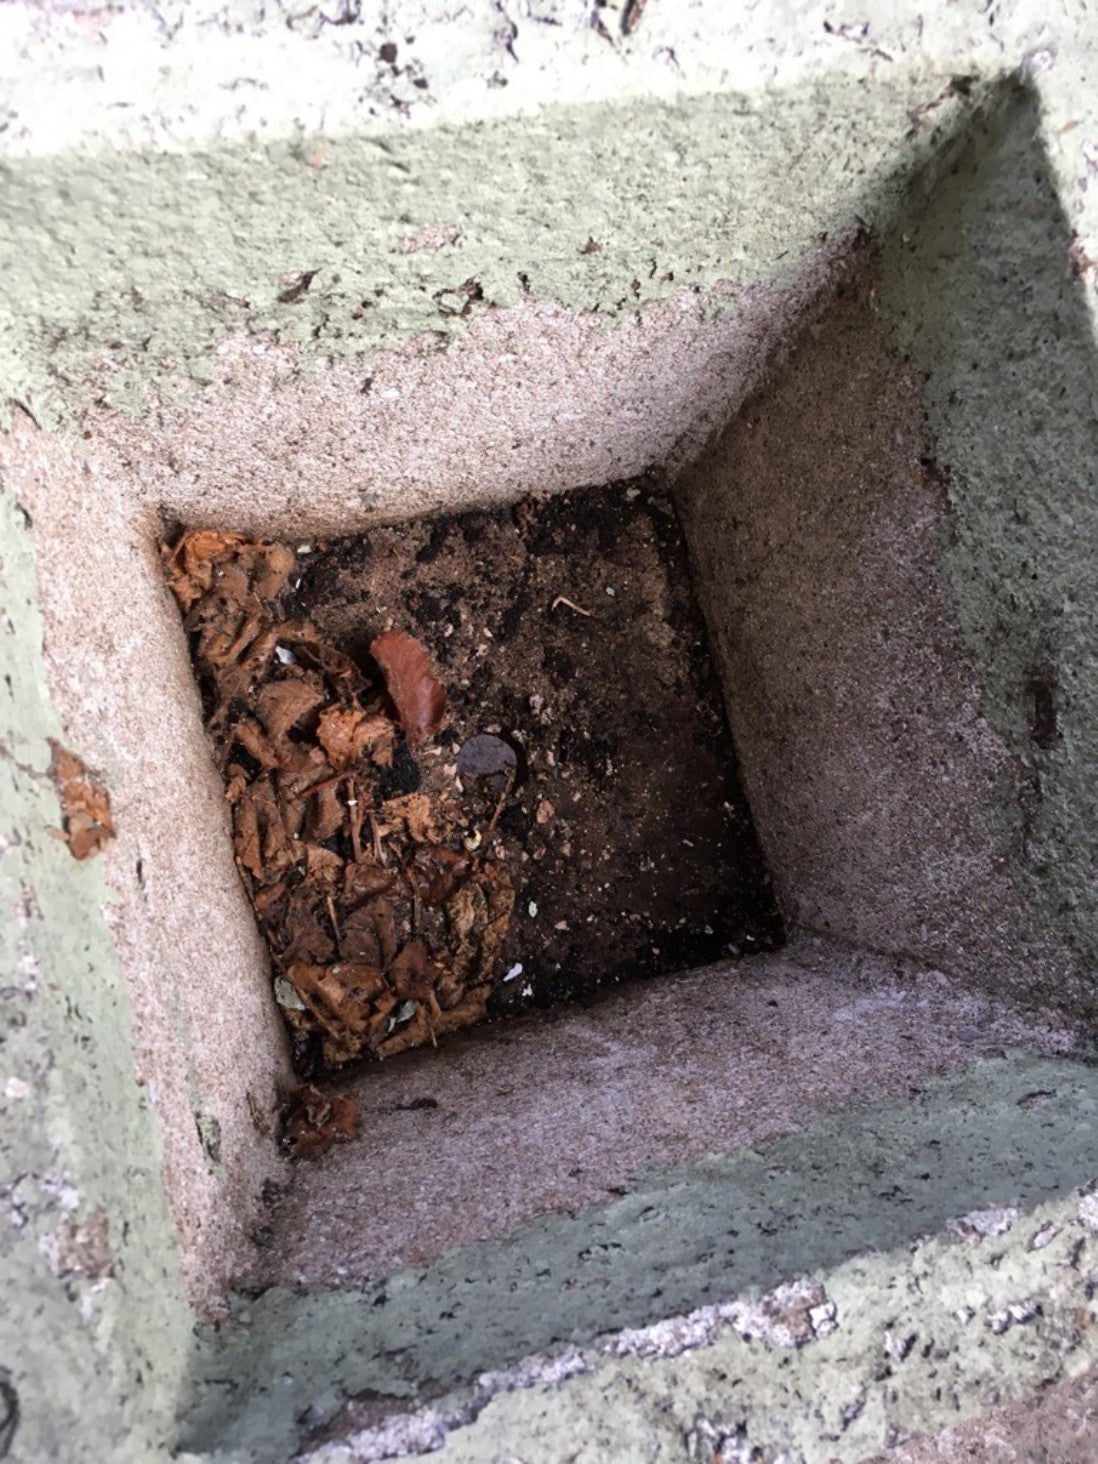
325;893;343;957
346;776;363;863
475;765;516;866
425;991;442;1048
368;810;386;864
401;868;422;935
550;595;593;618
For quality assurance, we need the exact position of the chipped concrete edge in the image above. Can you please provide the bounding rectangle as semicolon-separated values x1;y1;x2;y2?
298;1186;1098;1463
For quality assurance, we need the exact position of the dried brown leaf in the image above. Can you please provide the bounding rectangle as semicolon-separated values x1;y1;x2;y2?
48;740;115;860
316;705;395;772
411;844;472;906
343;862;402;903
252;542;296;602
234;792;265;879
380;791;438;844
311;780;345;842
283;628;364;699
256;677;328;742
234;778;295;884
232;718;280;771
388;939;441;1001
286;961;392;1065
161;529;248;611
370;629;447;746
161;525;516;1076
283;1084;358;1159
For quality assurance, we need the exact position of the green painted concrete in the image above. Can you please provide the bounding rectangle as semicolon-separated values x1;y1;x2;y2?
181;1052;1098;1460
879;84;1098;983
4;42;1098;1464
0;483;192;1462
390;1177;1098;1464
0;76;985;432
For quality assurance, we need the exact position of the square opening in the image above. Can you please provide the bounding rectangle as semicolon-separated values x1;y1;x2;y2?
161;479;784;1085
8;75;1096;1457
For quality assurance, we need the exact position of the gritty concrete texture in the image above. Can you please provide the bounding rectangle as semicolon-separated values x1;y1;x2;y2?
878;82;1098;998
0;71;964;1323
0;485;193;1460
878;1365;1098;1461
255;938;1078;1288
0;227;853;1319
185;1054;1098;1452
675;202;1093;1019
6;2;1098;1461
318;1176;1098;1464
0;75;984;435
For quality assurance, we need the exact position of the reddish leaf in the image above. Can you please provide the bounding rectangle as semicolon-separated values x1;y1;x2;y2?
48;740;115;860
369;629;447;746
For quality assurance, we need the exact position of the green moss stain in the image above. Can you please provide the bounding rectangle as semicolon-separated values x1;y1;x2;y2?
180;1052;1098;1458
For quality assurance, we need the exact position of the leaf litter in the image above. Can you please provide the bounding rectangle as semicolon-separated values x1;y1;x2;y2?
162;484;784;1156
162;528;516;1152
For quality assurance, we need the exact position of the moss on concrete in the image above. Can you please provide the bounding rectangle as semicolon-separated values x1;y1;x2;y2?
379;1173;1098;1464
180;1051;1098;1460
3;17;1098;1460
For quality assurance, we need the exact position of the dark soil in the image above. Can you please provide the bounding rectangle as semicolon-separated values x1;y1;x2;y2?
286;476;783;1019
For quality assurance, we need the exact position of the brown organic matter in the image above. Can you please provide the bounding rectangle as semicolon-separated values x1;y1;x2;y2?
161;529;514;1074
285;479;783;1016
48;740;115;859
282;1085;358;1159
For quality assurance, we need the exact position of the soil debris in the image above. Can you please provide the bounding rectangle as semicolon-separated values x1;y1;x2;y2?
164;478;782;1085
48;740;115;860
282;1085;358;1160
161;528;515;1076
282;479;784;1016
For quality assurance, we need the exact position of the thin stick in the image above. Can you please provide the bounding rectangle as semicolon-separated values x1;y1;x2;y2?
346;776;363;863
475;766;516;866
325;893;343;957
550;595;593;617
368;811;386;864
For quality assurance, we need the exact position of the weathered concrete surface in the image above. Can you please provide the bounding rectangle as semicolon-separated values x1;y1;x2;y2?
0;76;980;436
256;939;1077;1289
4;2;1098;1462
676;97;1098;1020
184;1052;1098;1460
0;73;974;1327
881;1364;1098;1461
878;83;1098;1014
322;1177;1098;1464
0;487;192;1460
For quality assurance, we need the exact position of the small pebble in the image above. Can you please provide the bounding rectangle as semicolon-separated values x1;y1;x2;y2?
527;901;538;918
